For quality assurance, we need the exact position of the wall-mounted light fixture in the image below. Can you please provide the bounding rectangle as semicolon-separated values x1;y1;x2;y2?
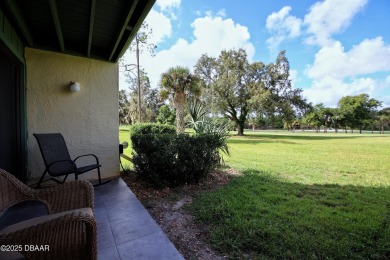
70;81;80;92
119;141;129;154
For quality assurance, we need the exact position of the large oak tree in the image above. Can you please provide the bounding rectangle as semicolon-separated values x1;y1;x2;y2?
195;49;307;135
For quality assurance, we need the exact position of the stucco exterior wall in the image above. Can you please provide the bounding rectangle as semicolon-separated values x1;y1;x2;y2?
25;48;119;181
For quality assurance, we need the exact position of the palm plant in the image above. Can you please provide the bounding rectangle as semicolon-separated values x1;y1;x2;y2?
160;66;201;133
187;99;231;156
188;98;207;123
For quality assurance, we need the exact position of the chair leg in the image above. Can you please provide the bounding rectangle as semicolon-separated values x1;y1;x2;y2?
61;174;69;184
36;170;48;188
93;166;110;187
97;166;102;184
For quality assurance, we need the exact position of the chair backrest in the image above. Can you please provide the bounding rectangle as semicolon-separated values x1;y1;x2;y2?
33;134;74;176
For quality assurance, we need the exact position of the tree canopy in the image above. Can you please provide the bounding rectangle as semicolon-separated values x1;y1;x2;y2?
119;46;388;134
121;70;161;124
195;49;307;135
338;94;381;133
160;66;201;133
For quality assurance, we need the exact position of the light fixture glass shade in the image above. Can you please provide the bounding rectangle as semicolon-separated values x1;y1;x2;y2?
70;82;80;92
121;141;129;149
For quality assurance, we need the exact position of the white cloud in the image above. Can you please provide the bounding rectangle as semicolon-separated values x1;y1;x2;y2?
306;38;390;80
386;75;390;85
156;0;181;11
216;9;227;18
303;0;368;46
266;6;301;38
266;36;284;54
197;9;227;18
303;76;377;106
265;6;302;53
303;37;390;106
191;16;254;58
377;76;390;106
155;0;181;20
264;0;368;52
289;69;299;88
144;10;172;45
120;16;255;89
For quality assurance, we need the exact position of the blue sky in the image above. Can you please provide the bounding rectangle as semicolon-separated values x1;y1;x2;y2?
120;0;390;107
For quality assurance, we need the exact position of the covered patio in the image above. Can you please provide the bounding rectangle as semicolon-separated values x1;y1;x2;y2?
94;177;182;259
0;0;156;182
0;0;183;259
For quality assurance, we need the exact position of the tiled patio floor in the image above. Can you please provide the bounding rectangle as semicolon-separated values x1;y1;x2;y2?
94;177;183;260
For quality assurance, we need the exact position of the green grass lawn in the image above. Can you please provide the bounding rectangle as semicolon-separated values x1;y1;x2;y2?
119;127;133;169
190;131;390;259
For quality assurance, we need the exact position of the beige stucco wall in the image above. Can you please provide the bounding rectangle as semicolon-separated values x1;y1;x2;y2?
25;48;119;181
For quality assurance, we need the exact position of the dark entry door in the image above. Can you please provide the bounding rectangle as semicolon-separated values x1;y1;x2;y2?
0;42;25;182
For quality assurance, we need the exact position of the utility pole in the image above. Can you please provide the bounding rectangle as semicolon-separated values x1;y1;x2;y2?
136;34;141;123
124;22;156;124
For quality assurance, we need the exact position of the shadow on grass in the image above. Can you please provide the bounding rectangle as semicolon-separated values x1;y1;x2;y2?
228;132;388;144
191;169;390;259
228;137;298;145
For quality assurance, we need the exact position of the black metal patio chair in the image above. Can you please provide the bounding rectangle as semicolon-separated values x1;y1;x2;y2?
33;133;110;188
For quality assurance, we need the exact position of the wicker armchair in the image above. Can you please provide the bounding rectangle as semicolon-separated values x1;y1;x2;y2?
0;169;97;260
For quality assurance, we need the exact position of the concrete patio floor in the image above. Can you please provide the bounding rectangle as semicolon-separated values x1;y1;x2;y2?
94;177;183;260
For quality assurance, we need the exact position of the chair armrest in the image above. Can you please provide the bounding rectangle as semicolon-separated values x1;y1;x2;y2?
0;169;35;212
74;154;100;165
0;208;97;260
33;180;94;213
1;169;93;214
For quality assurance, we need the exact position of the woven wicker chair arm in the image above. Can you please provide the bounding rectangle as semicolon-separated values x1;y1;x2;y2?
34;180;94;213
0;208;97;260
0;169;35;212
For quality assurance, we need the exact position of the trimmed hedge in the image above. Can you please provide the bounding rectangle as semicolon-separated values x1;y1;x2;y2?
176;133;221;184
130;123;223;187
129;123;176;135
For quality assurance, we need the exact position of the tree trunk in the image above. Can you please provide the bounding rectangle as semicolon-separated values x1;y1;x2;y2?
237;121;245;136
174;92;186;134
136;36;141;123
324;121;327;133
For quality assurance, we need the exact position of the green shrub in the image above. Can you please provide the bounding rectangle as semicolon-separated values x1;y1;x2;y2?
176;133;223;183
129;123;176;136
156;105;176;125
130;123;226;187
131;133;177;187
130;123;176;186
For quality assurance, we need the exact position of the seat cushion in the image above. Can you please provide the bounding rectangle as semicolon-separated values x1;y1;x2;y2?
0;200;49;231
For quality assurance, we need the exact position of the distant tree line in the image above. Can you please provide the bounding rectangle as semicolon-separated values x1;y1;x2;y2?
119;48;389;135
301;95;389;134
